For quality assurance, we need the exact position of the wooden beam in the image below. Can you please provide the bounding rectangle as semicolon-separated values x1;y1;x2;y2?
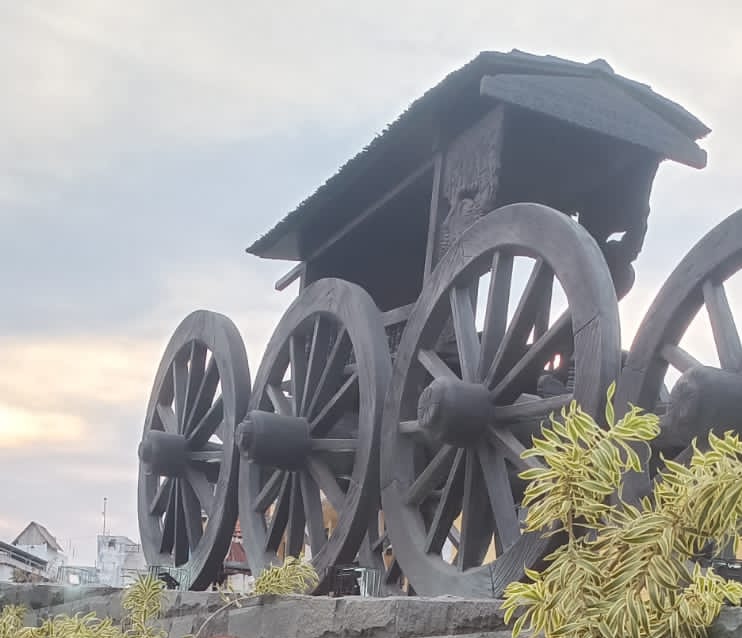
275;262;305;291
381;303;415;327
423;151;444;281
306;159;435;263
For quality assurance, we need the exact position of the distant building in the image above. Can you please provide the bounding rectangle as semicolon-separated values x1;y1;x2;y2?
11;521;66;581
223;521;253;592
57;565;99;586
96;535;146;587
0;540;47;582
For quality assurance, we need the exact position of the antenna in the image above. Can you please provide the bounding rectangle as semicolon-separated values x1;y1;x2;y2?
102;497;107;537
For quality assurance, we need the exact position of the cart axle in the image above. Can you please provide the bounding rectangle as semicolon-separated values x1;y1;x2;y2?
138;430;188;477
417;377;494;446
237;410;311;470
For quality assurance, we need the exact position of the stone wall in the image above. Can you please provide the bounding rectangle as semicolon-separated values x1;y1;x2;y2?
2;583;742;637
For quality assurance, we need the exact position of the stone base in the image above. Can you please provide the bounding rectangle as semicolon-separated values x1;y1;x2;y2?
1;583;741;637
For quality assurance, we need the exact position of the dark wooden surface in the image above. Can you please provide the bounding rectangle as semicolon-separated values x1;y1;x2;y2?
303;165;433;313
430;105;504;270
381;202;621;598
654;365;742;451
248;51;708;263
238;278;391;593
138;310;251;590
616;208;742;504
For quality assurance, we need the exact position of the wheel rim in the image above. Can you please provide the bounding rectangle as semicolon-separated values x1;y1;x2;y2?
138;310;250;590
381;203;621;597
238;278;390;592
616;208;742;501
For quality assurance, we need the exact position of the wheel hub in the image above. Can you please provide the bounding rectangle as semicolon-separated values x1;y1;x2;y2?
417;377;493;446
237;410;311;470
138;430;188;477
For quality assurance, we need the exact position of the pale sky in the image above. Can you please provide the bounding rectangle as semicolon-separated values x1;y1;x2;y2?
1;1;741;565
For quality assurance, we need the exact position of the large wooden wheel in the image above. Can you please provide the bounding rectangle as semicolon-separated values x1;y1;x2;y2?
237;279;391;592
616;209;742;503
381;203;621;597
138;310;250;590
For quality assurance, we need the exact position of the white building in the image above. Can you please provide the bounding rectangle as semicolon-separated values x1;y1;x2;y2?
96;535;147;587
0;540;47;582
11;521;66;581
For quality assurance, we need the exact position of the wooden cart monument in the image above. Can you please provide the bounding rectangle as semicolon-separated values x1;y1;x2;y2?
137;50;742;597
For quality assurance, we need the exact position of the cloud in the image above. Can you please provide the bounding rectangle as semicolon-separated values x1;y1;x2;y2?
0;404;86;448
3;1;739;203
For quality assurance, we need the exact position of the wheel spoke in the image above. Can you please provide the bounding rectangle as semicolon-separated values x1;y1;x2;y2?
181;478;204;550
486;259;553;388
417;349;457;380
254;470;285;513
492;394;572;439
150;478;173;516
184;342;207;432
184;466;215;517
267;384;293;416
450;286;481;382
660;343;701;373
156;404;178;434
306;328;351;421
301;317;334;417
702;279;742;370
290;335;309;416
306;458;345;511
309;372;359;437
479;251;513;380
457;449;492;571
265;474;291;552
300;471;326;556
184;355;220;435
160;481;176;554
188;396;224;448
488;427;543;472
491;312;571;402
285;475;306;557
173;481;190;566
173;354;189;432
478;444;520;552
405;445;457;507
424;449;465;554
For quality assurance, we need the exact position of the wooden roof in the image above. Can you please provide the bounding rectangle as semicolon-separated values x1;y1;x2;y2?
247;50;710;261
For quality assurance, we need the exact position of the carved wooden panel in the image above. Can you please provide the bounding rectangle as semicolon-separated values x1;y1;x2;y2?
433;105;505;266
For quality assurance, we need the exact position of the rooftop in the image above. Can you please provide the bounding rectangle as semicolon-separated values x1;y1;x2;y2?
246;49;710;262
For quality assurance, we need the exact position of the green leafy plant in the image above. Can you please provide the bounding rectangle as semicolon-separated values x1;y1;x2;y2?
1;557;320;638
0;574;165;638
121;574;167;638
253;554;319;596
0;605;25;638
502;383;742;638
22;612;124;638
189;554;320;638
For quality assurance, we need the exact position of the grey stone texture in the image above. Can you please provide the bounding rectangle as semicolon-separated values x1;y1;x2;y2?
3;583;742;637
1;584;512;637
